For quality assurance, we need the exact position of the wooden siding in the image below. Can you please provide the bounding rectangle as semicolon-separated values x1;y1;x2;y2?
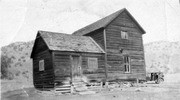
31;35;49;57
53;52;71;83
105;11;146;80
81;53;106;81
33;50;54;90
85;28;105;50
52;51;106;83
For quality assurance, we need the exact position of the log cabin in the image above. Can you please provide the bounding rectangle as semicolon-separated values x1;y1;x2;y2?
73;8;146;81
30;8;146;91
30;31;105;90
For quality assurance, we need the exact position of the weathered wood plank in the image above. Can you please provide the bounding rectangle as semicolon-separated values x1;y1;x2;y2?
86;28;105;49
104;11;146;80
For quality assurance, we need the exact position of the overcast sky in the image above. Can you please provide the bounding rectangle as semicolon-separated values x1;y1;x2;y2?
0;0;180;47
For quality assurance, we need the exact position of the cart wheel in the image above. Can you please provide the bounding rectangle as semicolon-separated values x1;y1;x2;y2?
155;78;163;84
159;78;164;83
155;79;159;84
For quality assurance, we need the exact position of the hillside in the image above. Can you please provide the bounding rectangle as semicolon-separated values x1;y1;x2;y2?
1;41;34;82
1;40;180;82
144;41;180;74
2;0;180;47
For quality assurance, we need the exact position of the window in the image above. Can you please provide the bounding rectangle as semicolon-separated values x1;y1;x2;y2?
124;56;130;73
121;31;128;39
88;58;98;70
39;60;44;71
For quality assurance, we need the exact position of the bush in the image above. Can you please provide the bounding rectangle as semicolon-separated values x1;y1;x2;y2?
1;54;13;79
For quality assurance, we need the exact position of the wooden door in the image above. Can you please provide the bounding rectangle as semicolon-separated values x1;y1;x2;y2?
71;56;82;80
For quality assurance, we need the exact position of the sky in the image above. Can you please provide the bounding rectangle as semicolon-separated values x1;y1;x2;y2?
0;0;180;47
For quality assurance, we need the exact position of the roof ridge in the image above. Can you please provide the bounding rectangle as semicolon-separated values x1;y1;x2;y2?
38;30;68;35
103;8;126;27
73;8;126;35
38;30;93;39
32;31;104;54
73;8;145;35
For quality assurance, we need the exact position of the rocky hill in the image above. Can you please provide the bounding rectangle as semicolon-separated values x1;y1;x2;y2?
144;41;180;74
1;41;34;82
1;40;180;81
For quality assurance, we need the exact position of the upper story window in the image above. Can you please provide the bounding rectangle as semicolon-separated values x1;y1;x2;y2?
121;31;128;39
124;56;130;73
39;60;44;71
88;58;98;70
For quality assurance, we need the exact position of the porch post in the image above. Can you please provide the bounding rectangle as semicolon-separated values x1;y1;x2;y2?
70;55;73;93
103;29;108;83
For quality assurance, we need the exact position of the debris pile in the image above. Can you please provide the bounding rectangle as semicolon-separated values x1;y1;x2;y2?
36;80;151;95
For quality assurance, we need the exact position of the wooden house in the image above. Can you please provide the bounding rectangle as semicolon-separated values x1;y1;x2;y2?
30;8;146;91
30;31;105;90
73;8;146;81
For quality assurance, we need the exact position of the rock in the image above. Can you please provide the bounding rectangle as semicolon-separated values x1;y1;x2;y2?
135;88;141;92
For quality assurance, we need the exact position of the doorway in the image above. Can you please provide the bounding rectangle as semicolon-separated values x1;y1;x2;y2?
71;56;82;81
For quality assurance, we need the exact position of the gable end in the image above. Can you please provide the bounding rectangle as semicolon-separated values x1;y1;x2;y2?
105;9;146;34
122;9;146;34
30;32;49;58
73;8;145;36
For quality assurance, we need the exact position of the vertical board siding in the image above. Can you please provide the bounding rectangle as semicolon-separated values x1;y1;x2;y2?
33;50;54;89
106;12;146;80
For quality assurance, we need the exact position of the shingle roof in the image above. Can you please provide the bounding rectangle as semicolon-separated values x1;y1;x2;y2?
73;8;145;36
38;31;105;53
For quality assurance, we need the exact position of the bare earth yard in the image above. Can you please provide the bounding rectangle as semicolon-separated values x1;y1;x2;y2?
1;82;180;100
1;74;180;100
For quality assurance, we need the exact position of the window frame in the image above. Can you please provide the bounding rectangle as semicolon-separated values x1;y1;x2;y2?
121;31;129;39
88;57;98;70
123;55;131;73
39;59;44;71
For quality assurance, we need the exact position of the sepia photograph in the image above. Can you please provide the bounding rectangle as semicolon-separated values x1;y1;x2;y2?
1;0;180;100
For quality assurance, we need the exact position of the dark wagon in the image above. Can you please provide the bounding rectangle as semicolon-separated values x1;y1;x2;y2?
146;72;164;84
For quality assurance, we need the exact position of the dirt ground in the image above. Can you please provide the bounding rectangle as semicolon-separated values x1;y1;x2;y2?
1;82;180;100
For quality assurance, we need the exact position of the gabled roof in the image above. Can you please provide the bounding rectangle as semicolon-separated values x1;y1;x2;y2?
73;8;145;36
33;30;105;54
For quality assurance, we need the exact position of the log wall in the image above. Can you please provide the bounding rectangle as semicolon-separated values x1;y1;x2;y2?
81;53;105;81
53;52;71;83
52;51;106;83
105;12;146;80
85;28;105;50
33;50;54;90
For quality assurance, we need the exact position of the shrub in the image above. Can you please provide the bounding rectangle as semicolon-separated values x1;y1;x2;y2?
1;54;13;79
